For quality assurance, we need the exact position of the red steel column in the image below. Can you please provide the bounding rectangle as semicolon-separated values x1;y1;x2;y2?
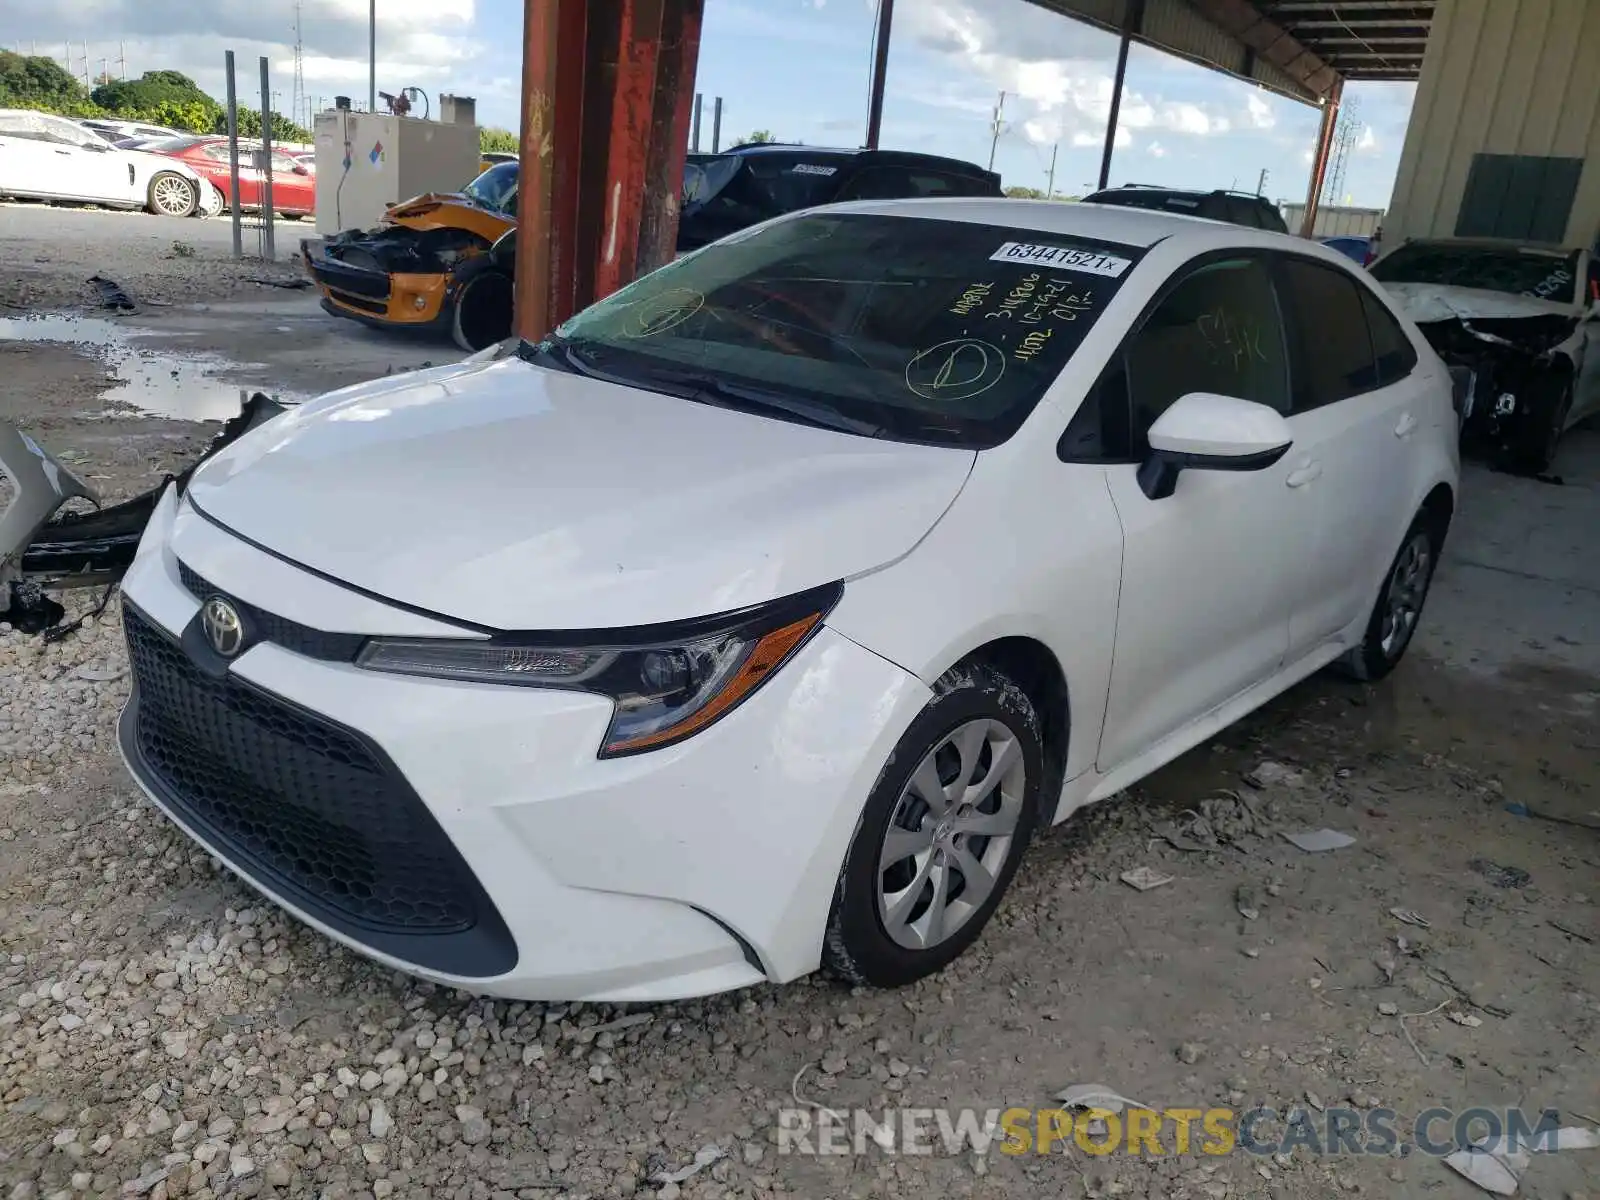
514;0;587;342
633;0;703;281
1300;77;1342;238
515;0;704;339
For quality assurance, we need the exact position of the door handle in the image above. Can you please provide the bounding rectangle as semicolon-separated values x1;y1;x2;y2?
1286;460;1322;488
1395;412;1418;437
54;149;72;156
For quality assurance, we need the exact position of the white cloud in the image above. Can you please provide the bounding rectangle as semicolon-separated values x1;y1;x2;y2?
1244;91;1276;129
1356;125;1377;151
1147;140;1166;158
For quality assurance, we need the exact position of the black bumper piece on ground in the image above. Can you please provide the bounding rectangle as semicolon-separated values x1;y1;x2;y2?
119;602;517;979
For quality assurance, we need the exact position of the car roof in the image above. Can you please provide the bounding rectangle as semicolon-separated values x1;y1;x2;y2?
807;196;1305;250
723;142;994;177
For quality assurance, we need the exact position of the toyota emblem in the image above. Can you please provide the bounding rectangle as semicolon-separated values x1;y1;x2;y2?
201;596;245;658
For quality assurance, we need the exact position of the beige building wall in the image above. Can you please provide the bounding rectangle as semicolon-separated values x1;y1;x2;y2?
1385;0;1600;247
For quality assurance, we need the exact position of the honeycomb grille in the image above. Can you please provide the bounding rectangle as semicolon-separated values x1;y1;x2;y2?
178;561;366;663
123;604;481;935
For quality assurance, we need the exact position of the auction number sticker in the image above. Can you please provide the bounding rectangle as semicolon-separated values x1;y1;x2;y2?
790;164;838;176
989;242;1131;277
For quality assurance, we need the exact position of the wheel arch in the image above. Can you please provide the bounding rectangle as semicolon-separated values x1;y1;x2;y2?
943;635;1071;821
1419;480;1454;544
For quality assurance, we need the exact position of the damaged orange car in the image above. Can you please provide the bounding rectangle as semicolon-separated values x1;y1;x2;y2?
300;161;518;350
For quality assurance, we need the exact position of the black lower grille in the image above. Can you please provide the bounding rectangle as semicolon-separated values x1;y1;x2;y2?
120;603;515;977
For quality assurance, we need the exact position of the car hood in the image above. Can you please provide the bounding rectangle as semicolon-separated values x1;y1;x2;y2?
1381;281;1578;323
186;359;976;630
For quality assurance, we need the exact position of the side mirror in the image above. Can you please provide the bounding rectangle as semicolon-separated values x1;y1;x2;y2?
1137;392;1293;500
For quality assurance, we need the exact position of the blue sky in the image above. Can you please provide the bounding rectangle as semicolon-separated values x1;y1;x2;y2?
6;0;1413;208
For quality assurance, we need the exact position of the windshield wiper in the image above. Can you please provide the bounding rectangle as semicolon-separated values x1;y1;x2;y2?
518;342;887;437
641;368;887;437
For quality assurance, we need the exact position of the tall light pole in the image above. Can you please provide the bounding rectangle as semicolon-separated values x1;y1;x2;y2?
368;0;376;112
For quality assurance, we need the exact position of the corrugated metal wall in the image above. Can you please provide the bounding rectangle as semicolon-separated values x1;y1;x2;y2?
1386;0;1600;247
1281;204;1386;237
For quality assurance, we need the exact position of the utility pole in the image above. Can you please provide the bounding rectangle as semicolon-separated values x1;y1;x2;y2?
1255;167;1268;196
118;40;125;79
1046;142;1058;198
987;90;1006;172
80;42;89;87
368;0;376;114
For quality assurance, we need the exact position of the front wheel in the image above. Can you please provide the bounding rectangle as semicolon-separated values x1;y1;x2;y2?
451;269;514;352
147;171;198;218
822;662;1044;988
1333;513;1441;682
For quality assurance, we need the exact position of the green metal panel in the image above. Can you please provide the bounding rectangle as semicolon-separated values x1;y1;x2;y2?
1457;153;1582;241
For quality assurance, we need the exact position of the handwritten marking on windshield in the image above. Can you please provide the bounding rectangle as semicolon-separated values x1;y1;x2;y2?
949;282;994;316
619;288;705;338
905;339;1006;402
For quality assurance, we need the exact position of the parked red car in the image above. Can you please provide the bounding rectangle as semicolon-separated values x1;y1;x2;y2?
139;135;316;217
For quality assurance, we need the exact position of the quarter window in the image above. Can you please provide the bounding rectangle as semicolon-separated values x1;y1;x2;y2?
1277;258;1379;410
1117;257;1290;455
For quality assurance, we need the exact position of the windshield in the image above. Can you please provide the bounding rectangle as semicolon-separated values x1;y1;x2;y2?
464;161;518;216
532;211;1141;448
1371;242;1581;302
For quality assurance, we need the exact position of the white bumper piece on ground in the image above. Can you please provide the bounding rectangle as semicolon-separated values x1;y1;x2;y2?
115;488;931;1001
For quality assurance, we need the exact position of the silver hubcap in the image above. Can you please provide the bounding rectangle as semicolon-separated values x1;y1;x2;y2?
154;176;191;214
1380;533;1432;657
876;718;1026;951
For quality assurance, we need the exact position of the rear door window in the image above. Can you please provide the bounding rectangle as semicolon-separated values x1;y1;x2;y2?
1276;257;1381;409
1358;287;1418;386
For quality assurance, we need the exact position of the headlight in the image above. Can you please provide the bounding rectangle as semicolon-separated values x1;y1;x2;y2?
355;582;842;757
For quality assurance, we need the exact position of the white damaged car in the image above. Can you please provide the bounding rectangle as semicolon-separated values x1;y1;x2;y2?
0;108;220;218
1371;237;1600;472
110;200;1459;1000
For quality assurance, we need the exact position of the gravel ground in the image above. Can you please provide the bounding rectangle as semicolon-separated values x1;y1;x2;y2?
2;205;1598;1200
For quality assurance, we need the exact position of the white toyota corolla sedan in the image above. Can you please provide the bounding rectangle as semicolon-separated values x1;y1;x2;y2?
116;199;1459;1001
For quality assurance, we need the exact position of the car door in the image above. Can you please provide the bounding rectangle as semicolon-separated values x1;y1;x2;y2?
1271;253;1424;657
0;113;61;197
42;116;132;202
268;150;313;213
1091;254;1309;772
1571;250;1600;426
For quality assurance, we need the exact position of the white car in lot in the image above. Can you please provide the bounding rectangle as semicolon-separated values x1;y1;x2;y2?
0;109;218;217
115;199;1459;1001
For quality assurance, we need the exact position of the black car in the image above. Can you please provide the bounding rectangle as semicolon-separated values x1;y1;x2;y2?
1080;184;1289;233
459;145;1002;350
678;143;1003;249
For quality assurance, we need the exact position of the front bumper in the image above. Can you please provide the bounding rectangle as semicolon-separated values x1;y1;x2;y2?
301;237;454;333
116;489;931;1001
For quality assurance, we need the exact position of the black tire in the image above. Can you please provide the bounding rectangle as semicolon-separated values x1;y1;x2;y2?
147;171;198;218
822;661;1045;988
1332;511;1442;682
1513;373;1573;474
451;269;514;352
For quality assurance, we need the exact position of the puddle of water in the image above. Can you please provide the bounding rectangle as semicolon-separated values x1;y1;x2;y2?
0;313;303;422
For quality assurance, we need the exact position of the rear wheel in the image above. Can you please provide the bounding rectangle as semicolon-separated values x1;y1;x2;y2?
1333;513;1441;682
822;662;1043;988
147;171;198;218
